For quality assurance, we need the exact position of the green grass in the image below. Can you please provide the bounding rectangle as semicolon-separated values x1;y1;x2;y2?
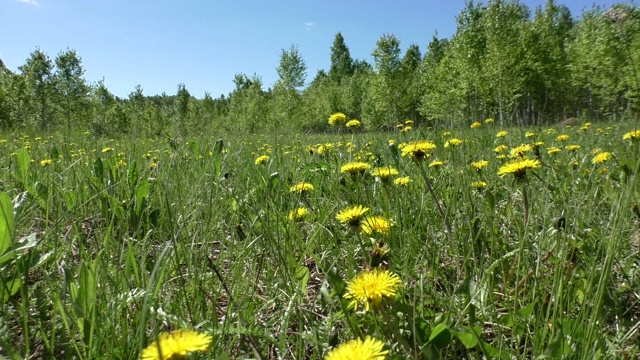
0;122;639;359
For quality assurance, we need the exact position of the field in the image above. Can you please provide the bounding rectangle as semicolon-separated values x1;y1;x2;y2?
1;119;639;359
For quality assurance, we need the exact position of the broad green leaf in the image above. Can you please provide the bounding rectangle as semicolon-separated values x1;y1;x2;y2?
213;139;224;155
135;179;150;214
428;323;452;349
128;160;138;191
16;148;30;186
0;192;15;255
93;157;104;180
453;330;478;349
295;265;310;295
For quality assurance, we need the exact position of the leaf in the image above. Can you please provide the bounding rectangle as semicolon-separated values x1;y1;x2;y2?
128;160;139;191
427;323;452;349
93;157;104;180
16;148;30;186
453;330;478;349
325;267;345;295
135;179;150;214
0;192;15;255
213;139;224;155
295;266;310;295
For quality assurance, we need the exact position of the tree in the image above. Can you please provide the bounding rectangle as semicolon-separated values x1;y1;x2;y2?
364;34;402;129
54;49;90;132
276;44;307;91
329;32;354;83
19;49;54;130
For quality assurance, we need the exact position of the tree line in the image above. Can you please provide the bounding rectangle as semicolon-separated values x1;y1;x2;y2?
0;0;638;137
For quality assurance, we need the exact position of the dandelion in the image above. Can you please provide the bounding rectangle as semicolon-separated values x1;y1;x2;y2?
623;130;640;141
471;121;482;129
101;147;115;153
255;155;269;165
497;159;541;179
288;207;309;221
114;159;127;169
289;182;314;194
328;112;347;126
404;119;414;125
341;161;371;174
565;145;581;152
141;329;212;360
336;205;369;226
346;119;362;129
509;144;532;158
471;181;488;190
325;337;388;360
496;130;508;138
40;159;52;166
400;140;436;160
442;131;452;137
344;268;402;312
494;145;508;153
444;138;463;147
592;152;613;164
400;126;412;133
372;167;399;182
471;160;489;171
485;118;494;124
360;215;393;235
393;176;411;187
428;160;444;169
547;147;561;155
556;134;569;141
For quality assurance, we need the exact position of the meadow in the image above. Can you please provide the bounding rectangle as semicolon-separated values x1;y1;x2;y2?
0;117;639;359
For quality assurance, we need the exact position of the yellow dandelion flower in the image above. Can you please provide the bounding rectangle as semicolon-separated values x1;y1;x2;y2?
497;159;541;179
509;144;532;158
494;145;508;153
496;130;508;138
485;118;494;124
141;329;212;360
288;207;309;221
344;268;402;312
428;160;444;169
547;147;561;155
623;130;640;141
442;131;452;137
101;147;115;153
255;155;269;165
336;205;369;226
346;120;361;129
325;337;388;360
360;215;393;235
404;119;414;125
341;161;371;174
471;181;488;190
290;182;314;193
525;131;537;138
394;176;411;187
372;167;399;182
565;145;581;151
471;121;481;129
556;134;569;141
400;126;412;133
400;140;436;160
444;138;463;147
40;159;52;166
328;112;347;126
592;152;613;164
471;160;489;171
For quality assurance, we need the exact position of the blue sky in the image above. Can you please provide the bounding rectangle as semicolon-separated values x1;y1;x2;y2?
0;0;626;99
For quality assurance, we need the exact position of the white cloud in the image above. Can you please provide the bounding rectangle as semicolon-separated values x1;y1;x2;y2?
18;0;40;6
304;22;314;31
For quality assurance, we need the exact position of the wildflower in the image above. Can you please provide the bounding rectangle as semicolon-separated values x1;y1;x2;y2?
444;138;463;148
394;176;411;187
494;145;508;153
114;159;127;169
547;147;561;155
325;337;388;360
328;112;347;126
372;167;399;182
141;329;212;360
442;131;452;137
428;160;444;169
404;119;414;125
545;128;557;134
344;268;402;312
471;181;488;190
40;159;52;166
471;121;481;129
397;123;404;129
497;159;541;179
400;140;436;160
288;207;309;221
471;160;489;171
346;119;361;129
623;130;640;141
556;134;569;141
289;182;314;194
400;126;412;133
509;144;532;158
525;131;536;138
341;161;371;174
565;145;581;152
360;215;393;235
101;147;115;153
485;118;494;124
336;205;369;226
592;152;613;165
255;155;269;165
496;130;508;138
